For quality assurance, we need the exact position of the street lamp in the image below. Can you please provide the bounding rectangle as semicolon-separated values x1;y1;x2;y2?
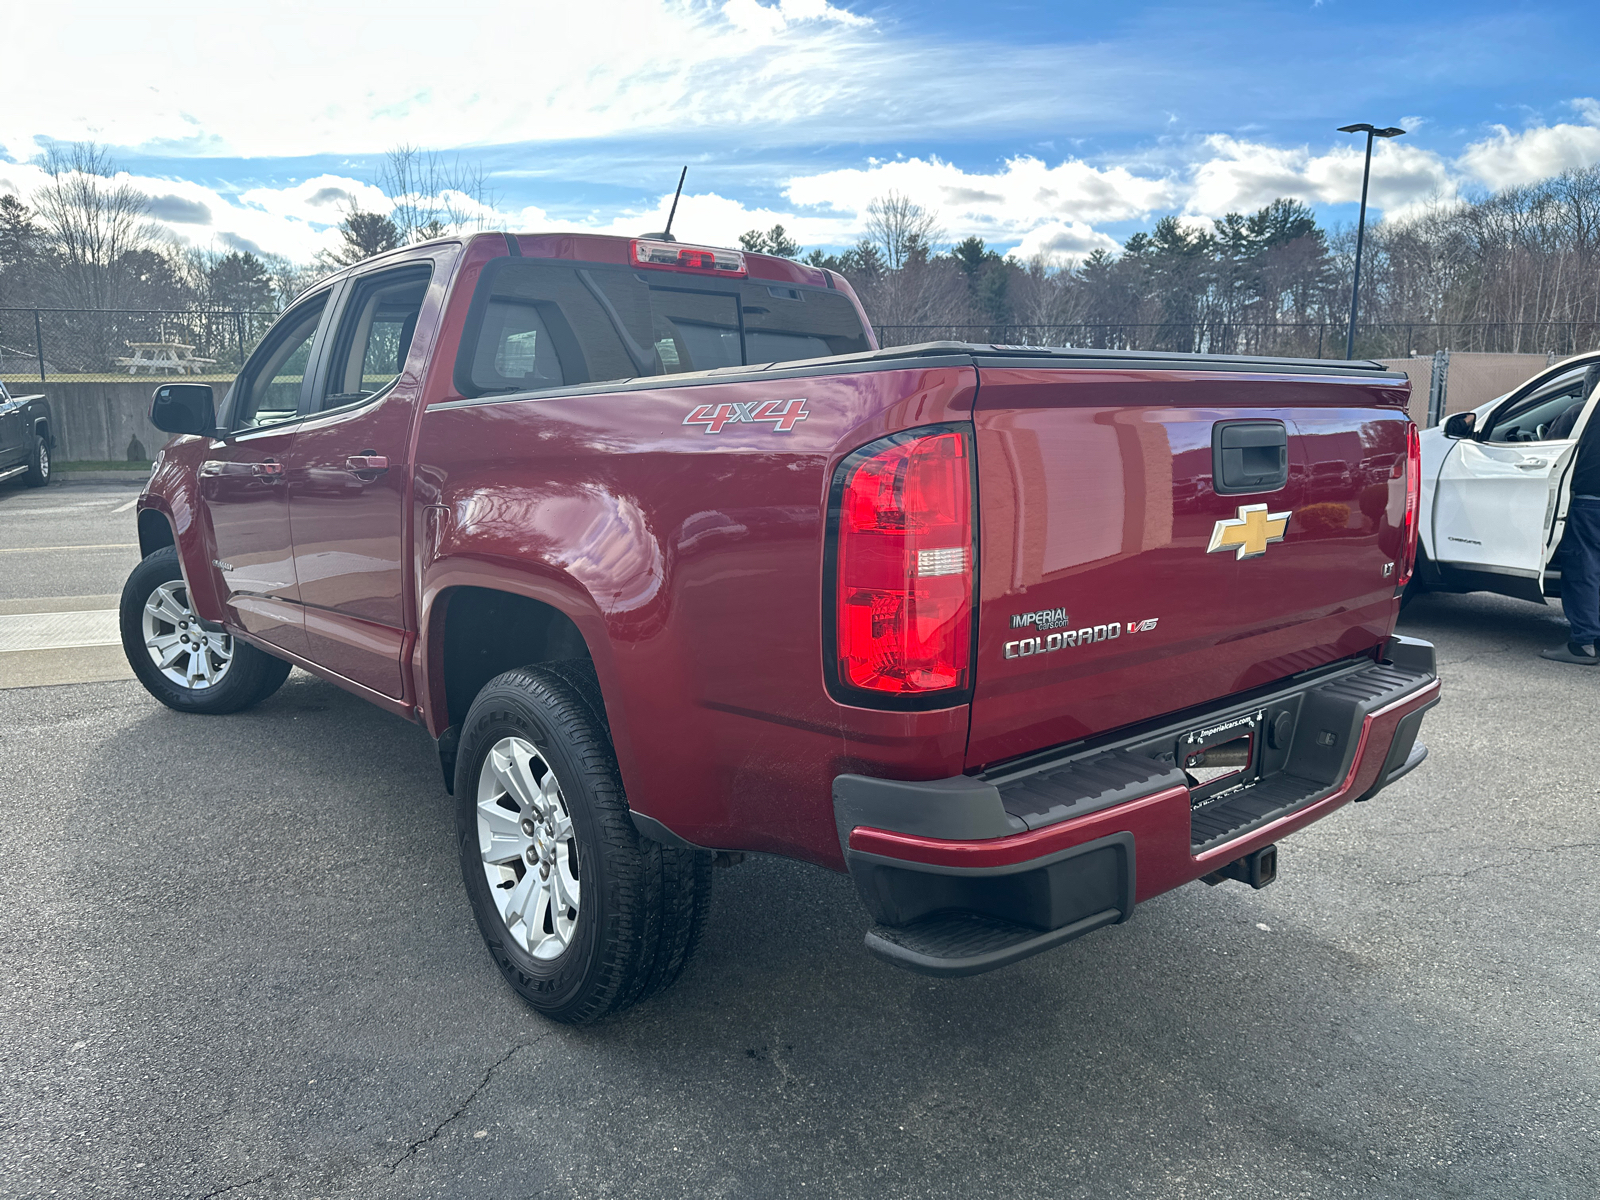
1338;122;1405;359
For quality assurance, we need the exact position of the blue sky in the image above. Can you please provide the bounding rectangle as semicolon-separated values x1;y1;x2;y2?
4;0;1600;262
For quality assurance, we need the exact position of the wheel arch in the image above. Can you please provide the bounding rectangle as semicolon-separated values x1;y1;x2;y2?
138;507;177;557
420;564;623;793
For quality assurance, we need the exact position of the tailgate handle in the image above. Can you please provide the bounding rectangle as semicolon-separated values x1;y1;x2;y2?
1212;421;1288;494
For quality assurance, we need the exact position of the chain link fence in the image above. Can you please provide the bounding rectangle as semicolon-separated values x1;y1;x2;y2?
872;320;1600;361
0;307;279;384
7;307;1597;386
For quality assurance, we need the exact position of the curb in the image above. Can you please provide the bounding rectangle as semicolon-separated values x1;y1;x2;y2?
55;470;152;483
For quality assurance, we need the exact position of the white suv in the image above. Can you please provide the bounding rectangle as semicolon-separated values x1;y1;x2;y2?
1416;353;1600;605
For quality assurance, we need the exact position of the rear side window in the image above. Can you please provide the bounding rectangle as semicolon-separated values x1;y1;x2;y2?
454;259;870;398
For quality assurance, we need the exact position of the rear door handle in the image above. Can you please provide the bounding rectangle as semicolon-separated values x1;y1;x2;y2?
251;460;284;476
1516;459;1549;470
346;455;389;472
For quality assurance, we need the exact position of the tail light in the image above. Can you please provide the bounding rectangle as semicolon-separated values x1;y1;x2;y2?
828;427;975;704
631;239;746;276
1396;421;1422;587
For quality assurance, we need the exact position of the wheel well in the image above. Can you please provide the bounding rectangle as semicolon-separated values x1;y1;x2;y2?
138;508;175;558
439;587;593;729
32;418;52;449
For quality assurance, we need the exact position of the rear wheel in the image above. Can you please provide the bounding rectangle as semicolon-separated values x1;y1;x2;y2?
454;664;712;1024
119;546;292;714
23;434;50;486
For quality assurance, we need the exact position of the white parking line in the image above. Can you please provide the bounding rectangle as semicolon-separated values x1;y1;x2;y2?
0;609;120;652
113;497;140;513
0;543;139;554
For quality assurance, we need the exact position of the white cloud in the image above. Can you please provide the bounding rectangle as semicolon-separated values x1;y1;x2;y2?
722;0;869;38
0;0;892;161
1184;134;1457;218
1010;221;1120;260
1456;98;1600;190
0;159;363;261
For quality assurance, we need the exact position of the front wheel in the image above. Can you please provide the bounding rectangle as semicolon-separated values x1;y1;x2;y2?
119;546;292;714
455;664;712;1024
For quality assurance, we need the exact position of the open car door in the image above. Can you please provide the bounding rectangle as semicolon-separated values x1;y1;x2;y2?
1433;358;1600;602
1543;373;1600;591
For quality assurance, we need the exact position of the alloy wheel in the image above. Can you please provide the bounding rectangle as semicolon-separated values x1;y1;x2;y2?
476;737;581;960
141;580;233;689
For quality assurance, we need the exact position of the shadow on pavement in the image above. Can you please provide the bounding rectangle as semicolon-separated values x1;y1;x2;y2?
2;643;1595;1200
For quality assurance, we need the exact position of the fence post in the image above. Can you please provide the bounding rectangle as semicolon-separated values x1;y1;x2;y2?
1427;349;1449;428
33;309;46;383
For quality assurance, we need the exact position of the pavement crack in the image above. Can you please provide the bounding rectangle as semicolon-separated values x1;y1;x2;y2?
1390;841;1600;885
200;1172;273;1199
387;1035;550;1171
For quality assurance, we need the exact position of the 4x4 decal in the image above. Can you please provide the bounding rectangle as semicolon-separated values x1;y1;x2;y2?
684;398;809;434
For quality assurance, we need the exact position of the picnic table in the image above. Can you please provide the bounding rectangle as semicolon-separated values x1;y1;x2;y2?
115;341;217;375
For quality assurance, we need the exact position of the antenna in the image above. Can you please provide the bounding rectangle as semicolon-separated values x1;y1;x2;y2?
660;166;687;242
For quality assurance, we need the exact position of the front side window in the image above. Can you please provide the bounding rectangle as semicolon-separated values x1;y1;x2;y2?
454;259;870;397
320;265;432;411
1483;366;1590;444
233;294;328;430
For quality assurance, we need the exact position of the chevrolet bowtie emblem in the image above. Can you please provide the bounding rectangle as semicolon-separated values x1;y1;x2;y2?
1207;504;1292;560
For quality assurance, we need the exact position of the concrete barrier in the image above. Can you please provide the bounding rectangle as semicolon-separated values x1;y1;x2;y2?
24;378;234;463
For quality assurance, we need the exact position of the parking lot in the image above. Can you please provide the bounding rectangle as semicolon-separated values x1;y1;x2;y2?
1;477;1597;1200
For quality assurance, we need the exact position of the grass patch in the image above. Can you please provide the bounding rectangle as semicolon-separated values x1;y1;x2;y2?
55;460;154;473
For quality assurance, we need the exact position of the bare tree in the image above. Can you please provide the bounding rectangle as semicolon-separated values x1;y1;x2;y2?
864;191;942;271
377;145;498;243
32;143;153;311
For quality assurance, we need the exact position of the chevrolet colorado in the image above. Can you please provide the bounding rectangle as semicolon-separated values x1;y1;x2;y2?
123;230;1439;1022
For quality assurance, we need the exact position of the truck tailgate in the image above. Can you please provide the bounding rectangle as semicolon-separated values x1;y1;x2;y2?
967;364;1413;769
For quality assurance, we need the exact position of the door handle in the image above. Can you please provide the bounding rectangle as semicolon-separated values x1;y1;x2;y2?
1515;459;1549;470
251;460;284;476
346;455;389;472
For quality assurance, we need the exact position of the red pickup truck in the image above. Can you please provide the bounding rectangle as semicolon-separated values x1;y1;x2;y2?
124;231;1440;1023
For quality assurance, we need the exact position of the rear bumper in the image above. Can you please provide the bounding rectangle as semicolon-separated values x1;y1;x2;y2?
835;636;1440;976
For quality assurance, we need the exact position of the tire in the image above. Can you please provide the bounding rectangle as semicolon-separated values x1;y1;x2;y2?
23;433;50;486
1400;547;1434;612
119;546;293;714
454;663;713;1024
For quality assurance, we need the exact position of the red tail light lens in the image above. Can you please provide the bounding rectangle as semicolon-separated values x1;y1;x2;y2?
1397;421;1422;586
831;428;974;699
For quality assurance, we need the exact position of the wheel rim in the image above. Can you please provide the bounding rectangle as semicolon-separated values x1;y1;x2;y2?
475;737;581;960
141;580;234;690
37;442;48;477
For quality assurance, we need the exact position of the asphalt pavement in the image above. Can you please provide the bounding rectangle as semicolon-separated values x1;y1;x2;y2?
2;477;1597;1199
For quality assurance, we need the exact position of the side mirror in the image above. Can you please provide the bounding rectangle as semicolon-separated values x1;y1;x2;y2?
150;383;216;436
1443;411;1476;439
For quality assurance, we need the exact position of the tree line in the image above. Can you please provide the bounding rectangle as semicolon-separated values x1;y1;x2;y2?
5;140;1599;374
0;144;489;372
746;166;1600;360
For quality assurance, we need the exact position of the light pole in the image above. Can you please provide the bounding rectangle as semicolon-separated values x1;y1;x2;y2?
1338;122;1405;359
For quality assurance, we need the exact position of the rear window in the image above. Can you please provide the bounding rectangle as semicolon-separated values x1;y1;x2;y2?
453;258;870;397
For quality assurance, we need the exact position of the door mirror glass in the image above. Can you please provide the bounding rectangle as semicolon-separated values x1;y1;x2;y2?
150;383;216;436
1443;411;1476;439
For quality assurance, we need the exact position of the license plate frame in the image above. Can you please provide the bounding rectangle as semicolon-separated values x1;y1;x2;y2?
1178;709;1266;809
